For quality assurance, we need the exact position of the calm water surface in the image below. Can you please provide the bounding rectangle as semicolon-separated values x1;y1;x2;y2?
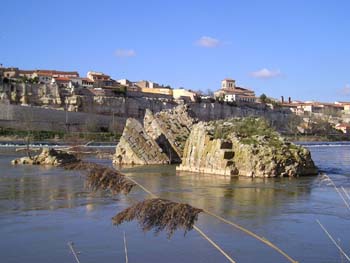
0;143;349;263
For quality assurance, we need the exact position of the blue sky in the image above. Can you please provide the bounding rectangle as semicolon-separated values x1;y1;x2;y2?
1;0;349;102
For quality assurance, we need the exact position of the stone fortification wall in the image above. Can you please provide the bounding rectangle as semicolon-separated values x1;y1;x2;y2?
74;96;176;118
0;81;293;133
0;100;292;133
0;103;124;132
189;102;290;123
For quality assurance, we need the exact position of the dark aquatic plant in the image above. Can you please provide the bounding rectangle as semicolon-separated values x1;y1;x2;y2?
61;161;135;195
113;198;203;238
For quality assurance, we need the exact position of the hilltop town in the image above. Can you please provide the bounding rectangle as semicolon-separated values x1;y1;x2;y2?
0;64;349;138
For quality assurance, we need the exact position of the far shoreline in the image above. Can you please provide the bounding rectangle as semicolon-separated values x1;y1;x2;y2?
0;134;349;147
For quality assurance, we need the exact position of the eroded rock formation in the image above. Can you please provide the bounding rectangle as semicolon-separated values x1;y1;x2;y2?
113;118;170;165
12;148;78;166
114;105;196;165
177;118;318;177
144;105;196;163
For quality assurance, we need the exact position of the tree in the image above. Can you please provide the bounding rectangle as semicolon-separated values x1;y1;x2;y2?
259;93;267;103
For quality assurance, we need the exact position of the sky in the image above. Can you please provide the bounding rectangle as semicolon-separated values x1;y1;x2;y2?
1;0;350;102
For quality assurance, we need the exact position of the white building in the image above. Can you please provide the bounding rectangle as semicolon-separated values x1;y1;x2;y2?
33;72;53;84
87;71;111;81
117;79;132;86
224;94;256;103
215;78;256;103
173;88;197;102
70;77;94;88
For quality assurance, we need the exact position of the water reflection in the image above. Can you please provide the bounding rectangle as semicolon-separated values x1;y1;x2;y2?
0;150;331;222
0;155;111;213
121;165;316;223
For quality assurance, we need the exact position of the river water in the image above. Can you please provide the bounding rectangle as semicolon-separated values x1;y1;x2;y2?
0;143;349;263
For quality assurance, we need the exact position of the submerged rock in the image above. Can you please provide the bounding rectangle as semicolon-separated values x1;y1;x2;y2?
177;118;318;177
113;118;170;165
12;148;78;166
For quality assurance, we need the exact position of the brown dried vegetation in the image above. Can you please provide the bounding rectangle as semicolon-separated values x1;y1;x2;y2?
61;161;135;195
112;198;203;238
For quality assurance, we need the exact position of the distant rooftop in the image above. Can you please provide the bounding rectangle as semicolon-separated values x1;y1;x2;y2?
37;70;79;75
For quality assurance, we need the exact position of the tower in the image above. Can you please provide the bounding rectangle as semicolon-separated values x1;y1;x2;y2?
221;79;236;90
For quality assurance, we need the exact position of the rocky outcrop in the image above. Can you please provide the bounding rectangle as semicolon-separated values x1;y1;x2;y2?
144;105;196;163
12;148;78;166
113;105;196;165
177;118;318;177
113;118;170;165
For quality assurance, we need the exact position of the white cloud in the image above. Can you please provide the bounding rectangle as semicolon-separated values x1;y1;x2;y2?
195;36;220;48
339;84;350;96
250;68;282;79
114;49;136;57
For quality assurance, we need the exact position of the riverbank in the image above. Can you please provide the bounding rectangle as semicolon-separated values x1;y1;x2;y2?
0;127;121;144
284;134;350;142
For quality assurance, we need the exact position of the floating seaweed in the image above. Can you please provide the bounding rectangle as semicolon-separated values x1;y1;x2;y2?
113;198;203;238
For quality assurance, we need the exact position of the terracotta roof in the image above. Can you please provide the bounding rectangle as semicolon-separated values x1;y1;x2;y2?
330;104;344;108
36;72;53;76
235;86;254;92
54;77;71;82
90;73;110;77
37;70;79;75
19;70;35;74
222;88;254;95
281;103;302;107
81;78;94;82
